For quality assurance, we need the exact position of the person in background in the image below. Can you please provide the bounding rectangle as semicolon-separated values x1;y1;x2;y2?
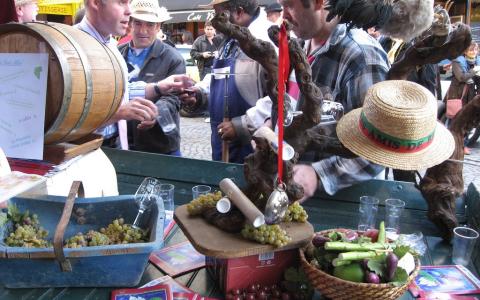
211;0;388;199
157;27;176;48
182;0;275;164
445;42;480;154
0;0;18;23
118;0;185;156
73;7;85;25
190;21;222;80
118;21;132;45
14;0;38;23
78;0;193;149
182;31;194;45
264;2;283;25
367;26;392;52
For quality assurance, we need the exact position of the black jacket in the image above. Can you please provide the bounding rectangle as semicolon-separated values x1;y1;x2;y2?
118;39;186;154
190;34;223;73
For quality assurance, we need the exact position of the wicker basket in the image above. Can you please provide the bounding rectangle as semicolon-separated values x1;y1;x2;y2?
299;230;420;300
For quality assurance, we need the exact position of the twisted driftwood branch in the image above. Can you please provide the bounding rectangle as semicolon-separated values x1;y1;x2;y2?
388;22;472;80
386;20;473;240
419;95;480;241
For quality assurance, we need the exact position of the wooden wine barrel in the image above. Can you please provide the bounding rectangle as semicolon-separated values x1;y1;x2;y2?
0;22;125;144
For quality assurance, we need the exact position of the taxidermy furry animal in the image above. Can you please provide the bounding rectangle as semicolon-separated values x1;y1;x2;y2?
326;0;434;41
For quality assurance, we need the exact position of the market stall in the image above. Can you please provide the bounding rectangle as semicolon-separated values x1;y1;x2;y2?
37;0;83;24
0;149;479;299
1;0;480;299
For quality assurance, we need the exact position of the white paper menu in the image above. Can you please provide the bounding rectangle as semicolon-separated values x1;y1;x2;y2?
0;53;48;160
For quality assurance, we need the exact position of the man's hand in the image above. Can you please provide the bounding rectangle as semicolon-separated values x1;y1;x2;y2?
137;118;156;130
115;97;158;123
217;121;236;140
178;86;200;106
202;51;213;58
293;164;319;202
157;74;196;95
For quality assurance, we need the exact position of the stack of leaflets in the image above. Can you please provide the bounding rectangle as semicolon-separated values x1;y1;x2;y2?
111;275;219;300
149;241;205;277
409;265;480;300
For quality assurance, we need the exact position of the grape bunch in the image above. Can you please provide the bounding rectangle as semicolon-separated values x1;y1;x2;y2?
100;218;147;244
5;223;50;248
226;283;299;300
241;224;292;248
65;218;147;248
187;191;223;215
4;206;50;248
283;202;308;223
65;230;111;248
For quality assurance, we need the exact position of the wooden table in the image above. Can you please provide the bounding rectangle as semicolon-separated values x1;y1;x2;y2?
0;148;478;299
0;223;475;300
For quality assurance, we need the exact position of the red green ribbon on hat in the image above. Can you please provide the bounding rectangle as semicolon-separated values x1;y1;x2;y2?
359;112;434;153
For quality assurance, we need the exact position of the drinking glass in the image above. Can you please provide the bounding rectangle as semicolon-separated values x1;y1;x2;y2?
192;185;211;200
358;196;379;231
159;183;175;212
157;101;177;134
384;198;405;235
452;226;479;266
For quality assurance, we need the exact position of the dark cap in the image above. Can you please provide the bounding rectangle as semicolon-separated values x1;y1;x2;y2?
265;3;282;13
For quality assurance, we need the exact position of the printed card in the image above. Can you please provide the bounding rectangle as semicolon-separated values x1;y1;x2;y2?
150;241;205;276
410;265;480;297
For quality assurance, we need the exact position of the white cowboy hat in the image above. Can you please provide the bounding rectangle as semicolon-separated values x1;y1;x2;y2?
130;0;172;23
14;0;37;6
336;80;455;170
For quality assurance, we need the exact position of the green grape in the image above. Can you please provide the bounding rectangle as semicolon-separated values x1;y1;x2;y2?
241;224;292;248
283;202;308;223
186;191;223;215
4;208;50;248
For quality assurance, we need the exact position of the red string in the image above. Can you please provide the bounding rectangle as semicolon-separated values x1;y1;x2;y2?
277;23;289;185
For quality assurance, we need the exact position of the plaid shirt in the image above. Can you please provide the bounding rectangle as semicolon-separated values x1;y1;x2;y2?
306;24;389;195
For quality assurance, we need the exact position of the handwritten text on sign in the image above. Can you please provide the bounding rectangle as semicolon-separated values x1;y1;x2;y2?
0;53;48;160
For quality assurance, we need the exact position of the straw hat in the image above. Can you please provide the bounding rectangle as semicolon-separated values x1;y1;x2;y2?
130;0;172;23
14;0;37;6
336;80;455;170
199;0;230;8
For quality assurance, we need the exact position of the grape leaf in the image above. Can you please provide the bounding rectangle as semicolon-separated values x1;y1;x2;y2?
393;245;412;259
390;267;409;287
7;204;20;222
284;267;304;282
367;255;386;278
0;211;6;227
328;231;343;241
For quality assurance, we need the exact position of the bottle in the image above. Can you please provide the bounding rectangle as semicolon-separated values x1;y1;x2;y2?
132;177;165;232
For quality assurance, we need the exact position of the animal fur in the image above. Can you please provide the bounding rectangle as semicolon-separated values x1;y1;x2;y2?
326;0;434;41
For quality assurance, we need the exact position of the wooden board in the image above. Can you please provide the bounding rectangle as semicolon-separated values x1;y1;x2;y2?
174;204;314;259
43;134;103;165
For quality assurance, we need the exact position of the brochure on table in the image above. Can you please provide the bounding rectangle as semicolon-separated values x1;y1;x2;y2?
0;53;48;160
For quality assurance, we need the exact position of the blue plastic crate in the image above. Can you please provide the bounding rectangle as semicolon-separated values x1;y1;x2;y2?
0;194;164;288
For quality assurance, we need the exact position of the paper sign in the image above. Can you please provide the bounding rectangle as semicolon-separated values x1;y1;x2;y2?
0;148;10;177
0;53;49;160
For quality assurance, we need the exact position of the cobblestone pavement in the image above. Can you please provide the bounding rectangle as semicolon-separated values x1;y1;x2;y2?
180;116;212;161
180;117;480;190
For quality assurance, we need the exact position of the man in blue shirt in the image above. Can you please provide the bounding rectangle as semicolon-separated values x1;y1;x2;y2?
118;0;186;155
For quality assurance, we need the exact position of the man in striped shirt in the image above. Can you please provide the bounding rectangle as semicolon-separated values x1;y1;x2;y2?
236;0;390;199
